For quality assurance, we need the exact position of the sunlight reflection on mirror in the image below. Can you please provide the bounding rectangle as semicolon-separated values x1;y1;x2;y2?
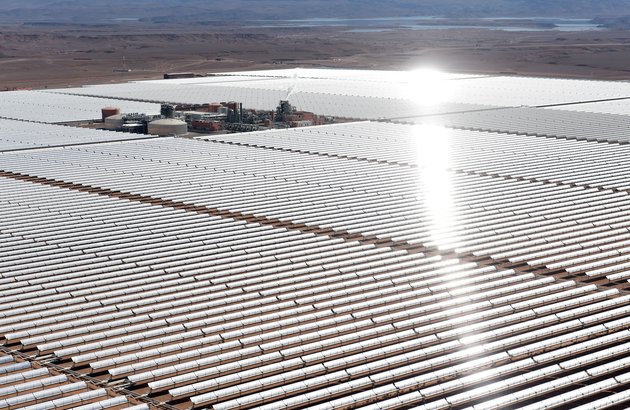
462;344;486;357
413;124;459;249
404;67;454;106
460;333;486;346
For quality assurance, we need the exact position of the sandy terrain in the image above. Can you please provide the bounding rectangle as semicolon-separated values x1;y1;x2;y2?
3;24;630;89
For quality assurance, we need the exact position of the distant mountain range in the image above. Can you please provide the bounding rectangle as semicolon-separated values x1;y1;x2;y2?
1;0;630;24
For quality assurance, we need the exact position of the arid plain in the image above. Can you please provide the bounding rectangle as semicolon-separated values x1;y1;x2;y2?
3;23;630;89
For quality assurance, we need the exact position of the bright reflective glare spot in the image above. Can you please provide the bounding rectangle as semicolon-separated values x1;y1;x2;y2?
463;344;486;357
413;124;458;249
286;68;302;99
461;334;485;345
440;276;468;290
404;67;454;106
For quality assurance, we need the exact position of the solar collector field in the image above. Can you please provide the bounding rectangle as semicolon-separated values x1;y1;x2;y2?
43;72;630;117
2;174;630;410
0;351;147;410
2;69;630;410
0;91;160;124
0;119;165;152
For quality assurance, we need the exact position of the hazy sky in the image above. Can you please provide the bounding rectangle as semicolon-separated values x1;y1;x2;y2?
1;0;629;23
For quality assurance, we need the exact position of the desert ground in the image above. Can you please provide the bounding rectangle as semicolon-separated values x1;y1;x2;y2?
3;23;630;89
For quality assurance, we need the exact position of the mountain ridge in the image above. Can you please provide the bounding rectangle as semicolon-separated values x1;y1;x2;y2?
1;0;630;24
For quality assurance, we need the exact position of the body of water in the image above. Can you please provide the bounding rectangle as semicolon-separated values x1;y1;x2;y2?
252;16;603;32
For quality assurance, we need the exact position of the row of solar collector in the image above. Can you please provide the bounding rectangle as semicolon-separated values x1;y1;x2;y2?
0;179;452;326
8;140;412;188
4;286;600;404
454;153;630;190
211;332;628;409
446;136;630;188
0;354;147;410
354;338;630;410
449;127;630;160
3;179;630;400
2;143;628;250
450;152;628;184
2;252;490;356
367;184;597;239
3;160;630;288
0;245;415;342
391;185;629;245
204;121;630;191
0;92;159;124
6;136;630;284
203;122;421;165
6;181;630;408
371;182;630;249
136;284;618;394
4;125;630;205
189;302;630;410
546;98;630;116
445;135;630;171
419;106;630;144
6;255;630;408
0;150;416;206
3;237;628;400
47;256;458;360
0;119;162;152
87;265;514;378
46;72;630;109
41;87;482;120
0;136;564;227
393;191;630;281
212;68;483;82
205;120;630;166
0;157;430;231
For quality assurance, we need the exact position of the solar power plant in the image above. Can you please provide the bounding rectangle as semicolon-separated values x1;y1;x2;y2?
43;71;630;120
0;91;160;124
0;352;147;410
215;68;486;81
0;119;161;152
2;69;630;410
408;107;630;144
43;79;492;120
546;99;630;116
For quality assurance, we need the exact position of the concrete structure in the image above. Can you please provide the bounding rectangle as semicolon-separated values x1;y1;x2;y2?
147;118;187;136
103;113;125;130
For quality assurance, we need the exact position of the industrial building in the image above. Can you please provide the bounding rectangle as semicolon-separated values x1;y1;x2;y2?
1;69;630;410
96;100;325;137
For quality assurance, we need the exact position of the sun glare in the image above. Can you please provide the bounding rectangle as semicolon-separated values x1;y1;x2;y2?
404;67;454;106
413;124;459;249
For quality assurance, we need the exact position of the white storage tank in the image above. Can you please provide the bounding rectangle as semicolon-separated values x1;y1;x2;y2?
148;118;188;136
104;114;125;130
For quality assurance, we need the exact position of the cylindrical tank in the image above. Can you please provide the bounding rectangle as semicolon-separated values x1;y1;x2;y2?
227;101;238;112
101;107;121;122
104;113;125;130
147;118;188;136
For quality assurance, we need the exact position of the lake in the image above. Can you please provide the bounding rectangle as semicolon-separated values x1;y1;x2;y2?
251;16;603;32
